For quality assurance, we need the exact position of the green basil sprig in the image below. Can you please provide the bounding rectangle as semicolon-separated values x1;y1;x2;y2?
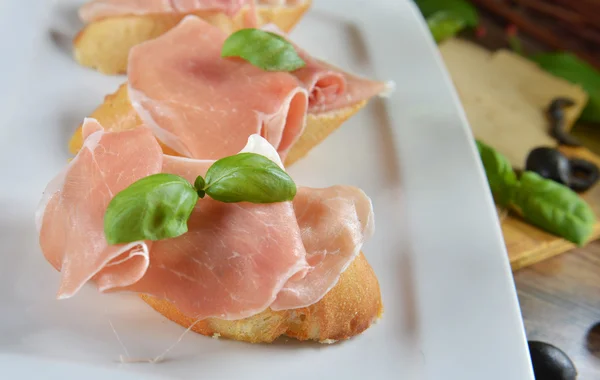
221;28;305;72
415;0;479;44
426;12;467;44
476;140;596;246
104;153;296;245
514;172;595;245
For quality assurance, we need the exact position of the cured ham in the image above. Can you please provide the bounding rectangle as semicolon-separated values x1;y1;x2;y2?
37;119;163;298
127;16;388;160
271;186;374;310
261;24;389;114
128;15;308;160
38;121;374;319
80;0;253;23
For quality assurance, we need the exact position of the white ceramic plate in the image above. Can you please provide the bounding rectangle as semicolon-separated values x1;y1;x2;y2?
0;0;535;379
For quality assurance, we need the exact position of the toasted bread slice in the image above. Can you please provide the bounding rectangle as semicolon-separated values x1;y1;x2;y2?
74;1;312;75
141;252;382;343
68;83;368;166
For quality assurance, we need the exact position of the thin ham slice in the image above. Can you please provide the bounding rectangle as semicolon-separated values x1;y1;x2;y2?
128;15;308;160
127;147;308;319
261;24;390;114
271;186;374;310
127;16;390;160
38;119;163;298
79;0;252;23
38;123;374;319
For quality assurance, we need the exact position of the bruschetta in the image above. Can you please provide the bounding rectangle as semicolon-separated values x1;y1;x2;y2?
38;120;382;344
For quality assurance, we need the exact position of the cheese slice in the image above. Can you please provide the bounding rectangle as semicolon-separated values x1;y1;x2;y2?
439;38;588;168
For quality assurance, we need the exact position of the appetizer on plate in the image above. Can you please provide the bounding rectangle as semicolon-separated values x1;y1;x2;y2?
69;16;390;166
37;119;382;343
75;0;312;74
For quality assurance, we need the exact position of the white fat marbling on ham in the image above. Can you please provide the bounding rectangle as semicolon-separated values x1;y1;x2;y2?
38;123;374;318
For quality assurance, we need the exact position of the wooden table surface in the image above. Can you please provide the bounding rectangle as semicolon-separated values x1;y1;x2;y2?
514;240;600;378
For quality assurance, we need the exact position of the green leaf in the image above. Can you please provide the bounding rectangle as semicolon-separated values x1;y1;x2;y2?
476;140;519;206
531;52;600;123
104;174;199;244
221;28;305;72
513;172;596;246
427;12;466;43
204;153;296;203
415;0;479;27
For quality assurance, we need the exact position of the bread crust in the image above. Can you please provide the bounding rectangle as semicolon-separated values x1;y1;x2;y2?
68;83;368;166
140;253;382;343
73;2;312;74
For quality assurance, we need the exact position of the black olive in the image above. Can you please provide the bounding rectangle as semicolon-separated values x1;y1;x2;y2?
525;147;600;193
568;158;600;192
528;341;577;380
548;97;575;118
526;147;571;186
547;97;581;147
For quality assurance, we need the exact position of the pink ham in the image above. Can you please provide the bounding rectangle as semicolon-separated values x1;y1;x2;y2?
262;24;390;114
128;15;308;160
38;119;163;298
300;62;390;114
127;16;390;161
79;0;252;23
38;123;374;319
271;186;374;310
127;152;309;319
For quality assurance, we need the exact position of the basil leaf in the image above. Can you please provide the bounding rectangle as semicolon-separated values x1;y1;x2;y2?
104;174;198;244
221;28;305;72
513;172;596;246
204;153;296;203
531;53;600;123
476;140;519;206
427;11;466;43
416;0;479;27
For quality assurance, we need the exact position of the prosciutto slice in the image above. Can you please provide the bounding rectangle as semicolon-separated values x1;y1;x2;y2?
80;0;253;23
261;24;390;114
127;152;308;319
128;15;308;160
127;16;390;160
37;119;163;298
38;122;374;319
271;186;374;310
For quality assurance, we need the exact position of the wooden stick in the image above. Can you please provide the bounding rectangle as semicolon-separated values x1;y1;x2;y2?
471;0;600;69
513;0;583;26
548;0;600;19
